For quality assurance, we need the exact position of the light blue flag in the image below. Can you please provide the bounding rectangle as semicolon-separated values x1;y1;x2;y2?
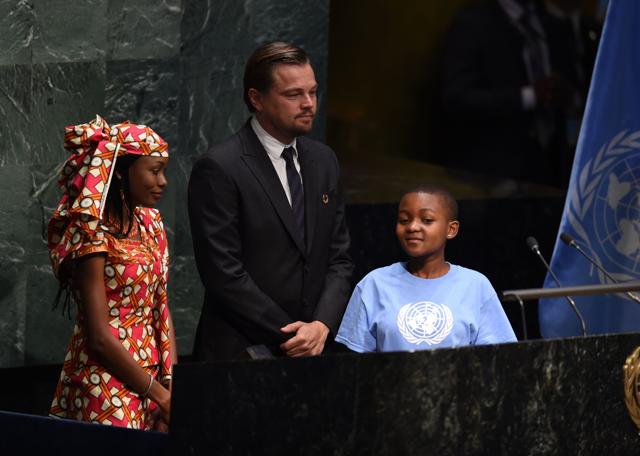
540;0;640;337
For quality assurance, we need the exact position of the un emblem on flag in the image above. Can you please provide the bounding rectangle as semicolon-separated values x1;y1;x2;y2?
396;301;453;345
568;130;640;282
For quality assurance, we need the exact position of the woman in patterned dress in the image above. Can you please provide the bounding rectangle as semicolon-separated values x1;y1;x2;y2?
47;115;177;431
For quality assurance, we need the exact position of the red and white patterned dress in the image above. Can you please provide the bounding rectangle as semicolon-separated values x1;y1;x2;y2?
48;207;173;429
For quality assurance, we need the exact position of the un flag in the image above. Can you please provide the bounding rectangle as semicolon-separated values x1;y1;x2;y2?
540;0;640;337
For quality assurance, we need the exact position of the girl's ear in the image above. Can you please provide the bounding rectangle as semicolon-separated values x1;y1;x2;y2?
446;220;460;239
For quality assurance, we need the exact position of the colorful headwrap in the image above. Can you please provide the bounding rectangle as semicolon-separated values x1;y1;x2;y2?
48;115;169;278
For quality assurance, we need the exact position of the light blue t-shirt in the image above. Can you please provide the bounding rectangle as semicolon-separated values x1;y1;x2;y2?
336;262;517;353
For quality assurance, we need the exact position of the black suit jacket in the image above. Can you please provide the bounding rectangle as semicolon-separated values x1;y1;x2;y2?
188;121;354;361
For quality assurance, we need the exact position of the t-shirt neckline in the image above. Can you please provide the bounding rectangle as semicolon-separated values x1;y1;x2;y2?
399;261;456;283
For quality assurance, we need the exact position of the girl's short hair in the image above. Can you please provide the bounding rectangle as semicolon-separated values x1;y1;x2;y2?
402;184;458;220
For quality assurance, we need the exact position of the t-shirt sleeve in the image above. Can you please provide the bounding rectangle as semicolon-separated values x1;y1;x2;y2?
474;278;518;345
335;281;377;353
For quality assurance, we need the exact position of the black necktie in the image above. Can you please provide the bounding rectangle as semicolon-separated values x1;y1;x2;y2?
282;146;305;242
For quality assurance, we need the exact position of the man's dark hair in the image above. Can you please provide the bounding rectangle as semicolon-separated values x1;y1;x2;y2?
243;41;310;112
402;184;459;221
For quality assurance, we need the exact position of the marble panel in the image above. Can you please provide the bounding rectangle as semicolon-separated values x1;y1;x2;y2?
31;0;107;63
169;254;202;355
107;0;181;60
244;0;329;49
179;55;248;158
22;162;65;256
167;155;194;255
0;0;34;65
23;262;72;366
164;155;203;355
30;61;106;165
0;265;26;367
181;0;328;65
105;58;179;152
179;0;328;151
180;0;254;58
0;64;32;166
0;165;30;265
0;165;31;367
21;161;71;365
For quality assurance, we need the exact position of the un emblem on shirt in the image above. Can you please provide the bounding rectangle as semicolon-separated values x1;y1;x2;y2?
397;301;454;345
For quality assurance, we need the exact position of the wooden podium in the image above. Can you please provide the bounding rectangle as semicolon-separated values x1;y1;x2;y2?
170;334;640;455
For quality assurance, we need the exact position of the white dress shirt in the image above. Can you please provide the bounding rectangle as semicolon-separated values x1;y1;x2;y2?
251;116;303;206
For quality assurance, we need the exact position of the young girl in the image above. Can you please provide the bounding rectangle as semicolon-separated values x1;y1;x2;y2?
336;185;516;352
48;116;177;430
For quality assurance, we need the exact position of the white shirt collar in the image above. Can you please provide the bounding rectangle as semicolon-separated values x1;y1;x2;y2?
250;116;298;160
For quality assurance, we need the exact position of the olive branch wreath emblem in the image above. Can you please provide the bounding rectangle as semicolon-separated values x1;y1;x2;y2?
567;129;640;283
397;301;453;345
624;346;640;430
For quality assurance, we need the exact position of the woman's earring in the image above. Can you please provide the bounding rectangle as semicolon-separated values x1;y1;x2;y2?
119;187;126;207
118;176;127;209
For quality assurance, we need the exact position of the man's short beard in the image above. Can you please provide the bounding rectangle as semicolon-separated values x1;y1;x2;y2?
290;122;314;137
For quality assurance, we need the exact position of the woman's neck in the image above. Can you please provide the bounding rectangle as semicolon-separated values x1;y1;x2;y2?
406;256;449;279
107;205;132;232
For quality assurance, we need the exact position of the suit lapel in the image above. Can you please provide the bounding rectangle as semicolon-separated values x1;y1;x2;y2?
298;139;317;254
239;124;307;255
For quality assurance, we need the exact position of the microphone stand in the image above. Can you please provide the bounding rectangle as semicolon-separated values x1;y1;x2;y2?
529;241;587;336
562;235;640;305
513;294;528;340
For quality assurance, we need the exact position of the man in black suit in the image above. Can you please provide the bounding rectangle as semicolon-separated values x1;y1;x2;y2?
188;42;353;361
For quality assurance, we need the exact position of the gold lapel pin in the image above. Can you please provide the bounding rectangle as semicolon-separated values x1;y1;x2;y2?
322;194;329;204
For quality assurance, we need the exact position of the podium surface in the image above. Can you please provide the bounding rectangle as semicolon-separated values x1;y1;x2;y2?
171;333;640;455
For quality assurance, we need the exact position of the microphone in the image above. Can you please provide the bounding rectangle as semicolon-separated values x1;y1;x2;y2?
526;236;587;336
560;232;640;305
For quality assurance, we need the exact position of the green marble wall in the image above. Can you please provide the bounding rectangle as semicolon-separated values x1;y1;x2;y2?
0;0;329;367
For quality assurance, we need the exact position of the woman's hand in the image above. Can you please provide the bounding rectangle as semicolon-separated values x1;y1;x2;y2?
147;407;169;433
146;380;171;431
148;379;171;424
154;417;169;433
